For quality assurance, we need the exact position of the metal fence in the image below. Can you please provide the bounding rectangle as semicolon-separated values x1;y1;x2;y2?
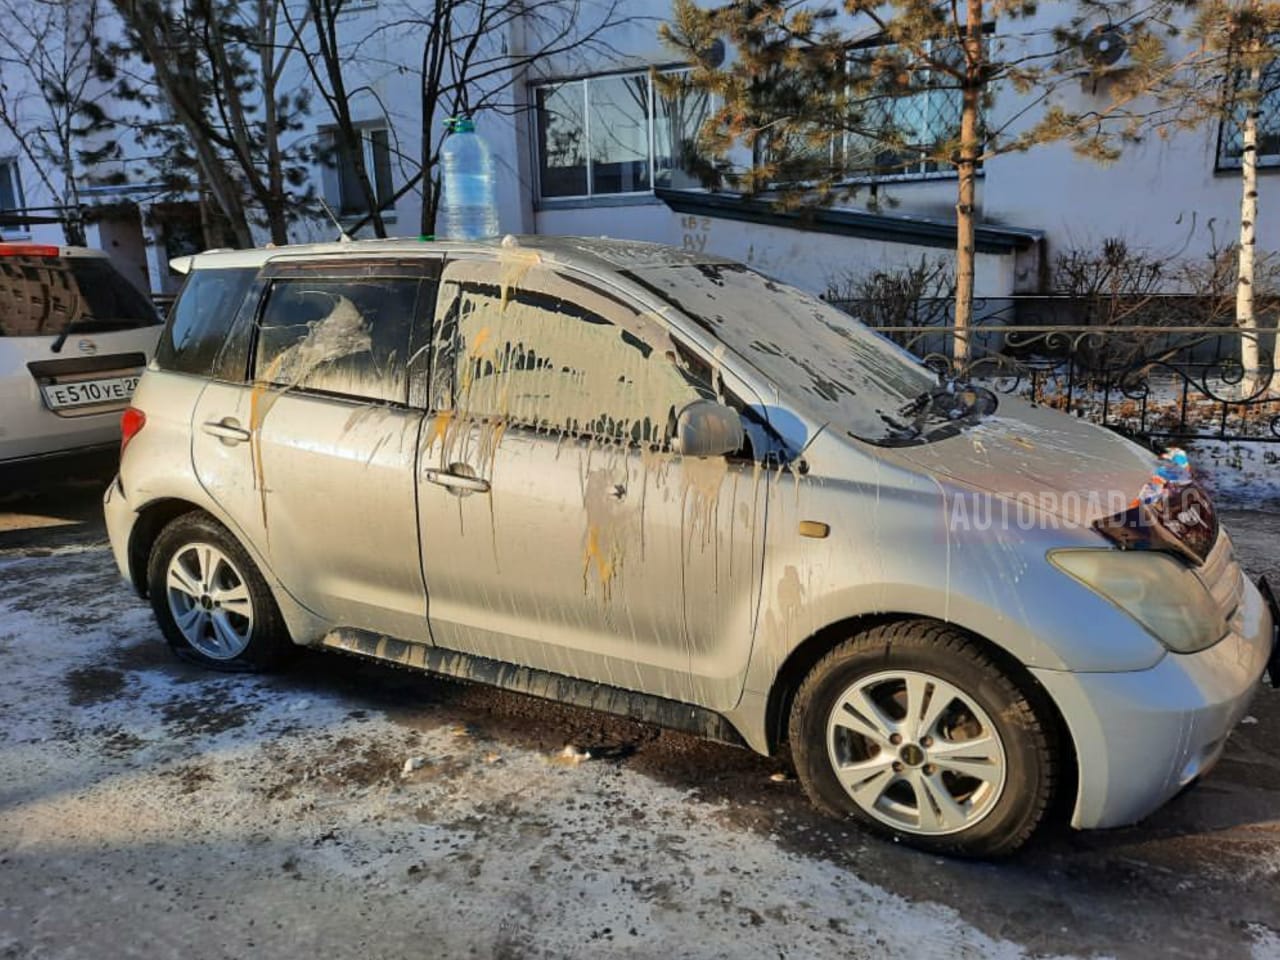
826;296;1279;445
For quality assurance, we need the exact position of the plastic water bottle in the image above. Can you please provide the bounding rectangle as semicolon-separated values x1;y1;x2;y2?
439;117;499;240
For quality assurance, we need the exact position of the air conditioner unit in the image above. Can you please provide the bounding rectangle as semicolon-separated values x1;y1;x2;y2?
1081;25;1129;69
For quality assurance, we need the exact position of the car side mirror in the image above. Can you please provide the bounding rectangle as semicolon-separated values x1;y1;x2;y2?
672;399;745;459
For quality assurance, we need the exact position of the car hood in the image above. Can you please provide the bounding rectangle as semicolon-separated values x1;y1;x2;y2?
879;397;1158;524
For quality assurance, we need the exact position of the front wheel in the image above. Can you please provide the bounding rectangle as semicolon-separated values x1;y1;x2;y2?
788;620;1057;858
146;511;291;671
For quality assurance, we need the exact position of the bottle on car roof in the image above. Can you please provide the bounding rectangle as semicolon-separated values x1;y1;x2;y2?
438;117;499;241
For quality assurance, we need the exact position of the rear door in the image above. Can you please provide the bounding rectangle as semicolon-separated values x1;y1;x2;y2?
191;258;437;643
416;256;767;708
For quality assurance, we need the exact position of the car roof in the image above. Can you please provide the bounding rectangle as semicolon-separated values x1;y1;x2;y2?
168;234;735;276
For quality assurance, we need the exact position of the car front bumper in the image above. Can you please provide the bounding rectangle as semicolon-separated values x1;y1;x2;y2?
1032;574;1275;830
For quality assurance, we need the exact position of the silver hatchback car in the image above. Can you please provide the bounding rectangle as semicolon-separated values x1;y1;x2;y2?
104;236;1277;857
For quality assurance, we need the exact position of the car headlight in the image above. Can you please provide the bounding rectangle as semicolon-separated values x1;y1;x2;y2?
1048;549;1226;654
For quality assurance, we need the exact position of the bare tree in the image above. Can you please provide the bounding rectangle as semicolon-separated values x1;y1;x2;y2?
0;0;114;245
282;0;393;237
825;255;956;331
288;0;630;238
108;0;316;246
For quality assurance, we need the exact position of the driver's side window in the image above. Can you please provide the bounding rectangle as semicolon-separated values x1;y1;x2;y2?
434;260;713;445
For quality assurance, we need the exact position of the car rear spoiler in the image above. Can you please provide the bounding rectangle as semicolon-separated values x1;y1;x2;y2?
167;249;247;275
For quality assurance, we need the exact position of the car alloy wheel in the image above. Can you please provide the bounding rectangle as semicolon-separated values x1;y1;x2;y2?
165;542;255;660
825;669;1008;836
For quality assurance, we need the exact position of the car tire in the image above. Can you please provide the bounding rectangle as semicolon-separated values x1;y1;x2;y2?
788;619;1056;858
146;511;292;672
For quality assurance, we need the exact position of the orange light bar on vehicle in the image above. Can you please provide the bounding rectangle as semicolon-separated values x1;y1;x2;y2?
0;243;61;257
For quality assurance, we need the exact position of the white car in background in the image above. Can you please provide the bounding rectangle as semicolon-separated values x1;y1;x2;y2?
0;243;161;468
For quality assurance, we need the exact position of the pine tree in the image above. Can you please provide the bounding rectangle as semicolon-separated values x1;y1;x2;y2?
662;0;1193;363
107;0;317;247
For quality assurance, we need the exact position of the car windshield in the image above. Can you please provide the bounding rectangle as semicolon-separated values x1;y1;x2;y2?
624;262;955;445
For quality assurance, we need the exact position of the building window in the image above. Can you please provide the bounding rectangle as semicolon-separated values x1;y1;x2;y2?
0;159;25;212
1217;43;1280;170
326;127;394;216
534;69;712;201
843;38;968;180
655;77;713;190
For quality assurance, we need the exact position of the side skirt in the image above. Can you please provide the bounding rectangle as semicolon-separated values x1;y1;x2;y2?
320;627;748;748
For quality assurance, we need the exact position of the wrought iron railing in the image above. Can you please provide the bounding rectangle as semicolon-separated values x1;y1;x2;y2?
834;316;1280;444
824;293;1280;353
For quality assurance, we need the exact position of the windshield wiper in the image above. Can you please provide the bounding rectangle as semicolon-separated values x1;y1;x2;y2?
878;410;922;440
877;379;997;445
50;316;91;354
900;379;996;422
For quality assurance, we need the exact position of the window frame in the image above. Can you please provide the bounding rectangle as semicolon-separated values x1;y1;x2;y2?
323;124;397;218
533;73;655;202
531;65;715;205
0;157;25;213
837;26;992;185
839;34;967;181
1214;38;1280;172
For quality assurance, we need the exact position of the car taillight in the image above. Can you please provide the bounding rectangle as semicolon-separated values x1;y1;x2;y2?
120;407;146;457
0;242;60;257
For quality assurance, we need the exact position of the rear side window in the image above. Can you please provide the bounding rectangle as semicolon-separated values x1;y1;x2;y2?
0;255;159;337
155;267;257;378
67;259;160;328
254;276;421;404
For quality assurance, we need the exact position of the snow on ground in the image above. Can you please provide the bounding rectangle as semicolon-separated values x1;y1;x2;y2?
2;528;1279;959
1191;441;1280;511
0;545;1048;959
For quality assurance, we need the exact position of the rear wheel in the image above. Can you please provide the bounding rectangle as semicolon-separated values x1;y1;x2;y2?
788;620;1056;858
146;512;290;671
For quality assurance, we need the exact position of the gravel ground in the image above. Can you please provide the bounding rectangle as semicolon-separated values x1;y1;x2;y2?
1;461;1278;960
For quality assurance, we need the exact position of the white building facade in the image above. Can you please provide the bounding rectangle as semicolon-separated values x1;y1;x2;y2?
0;0;1275;301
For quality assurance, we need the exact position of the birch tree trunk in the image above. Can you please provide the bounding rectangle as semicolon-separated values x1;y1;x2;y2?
1236;49;1263;397
60;152;86;246
953;0;984;366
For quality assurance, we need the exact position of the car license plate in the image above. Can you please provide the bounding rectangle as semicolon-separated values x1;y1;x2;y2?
41;374;140;409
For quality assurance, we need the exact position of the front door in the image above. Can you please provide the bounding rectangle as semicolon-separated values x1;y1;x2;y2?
192;259;437;642
415;256;766;708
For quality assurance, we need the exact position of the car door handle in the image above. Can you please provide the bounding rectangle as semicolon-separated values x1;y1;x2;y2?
423;467;491;494
202;419;251;443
